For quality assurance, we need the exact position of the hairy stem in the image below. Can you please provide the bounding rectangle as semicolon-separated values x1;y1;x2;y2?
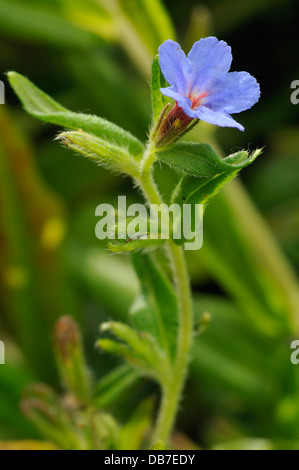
152;241;193;445
137;143;194;447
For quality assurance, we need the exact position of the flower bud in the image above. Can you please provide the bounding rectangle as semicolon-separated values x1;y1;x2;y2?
21;383;87;450
54;316;91;403
151;104;198;149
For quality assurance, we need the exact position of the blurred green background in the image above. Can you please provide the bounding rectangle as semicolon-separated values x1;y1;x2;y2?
0;0;299;450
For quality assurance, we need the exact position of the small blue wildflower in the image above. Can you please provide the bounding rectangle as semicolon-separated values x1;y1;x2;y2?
158;37;260;132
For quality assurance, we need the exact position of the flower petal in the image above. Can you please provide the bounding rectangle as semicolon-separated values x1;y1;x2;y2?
158;40;190;95
196;106;244;131
160;87;198;118
205;71;261;114
188;37;232;93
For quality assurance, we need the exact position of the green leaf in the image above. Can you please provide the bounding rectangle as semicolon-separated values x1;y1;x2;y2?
58;130;139;177
21;384;84;450
93;365;139;408
151;55;170;122
167;145;262;206
88;411;119;450
152;440;166;450
106;212;167;254
97;338;134;361
157;144;261;246
7;72;144;157
107;213;166;253
119;397;155;450
97;322;169;381
172;172;236;207
157;142;261;178
108;237;165;253
130;253;178;360
101;322;154;364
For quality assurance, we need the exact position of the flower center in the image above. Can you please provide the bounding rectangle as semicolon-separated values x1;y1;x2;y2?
190;91;209;109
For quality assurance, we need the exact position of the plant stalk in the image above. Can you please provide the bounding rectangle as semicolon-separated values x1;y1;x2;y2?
137;143;194;447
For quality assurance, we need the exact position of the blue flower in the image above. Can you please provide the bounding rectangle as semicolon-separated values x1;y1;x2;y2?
158;37;260;131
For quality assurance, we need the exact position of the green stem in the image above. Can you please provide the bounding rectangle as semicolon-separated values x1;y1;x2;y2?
137;143;194;446
139;140;157;176
152;241;193;445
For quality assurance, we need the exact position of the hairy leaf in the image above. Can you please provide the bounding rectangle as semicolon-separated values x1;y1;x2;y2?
8;72;144;157
130;253;178;360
